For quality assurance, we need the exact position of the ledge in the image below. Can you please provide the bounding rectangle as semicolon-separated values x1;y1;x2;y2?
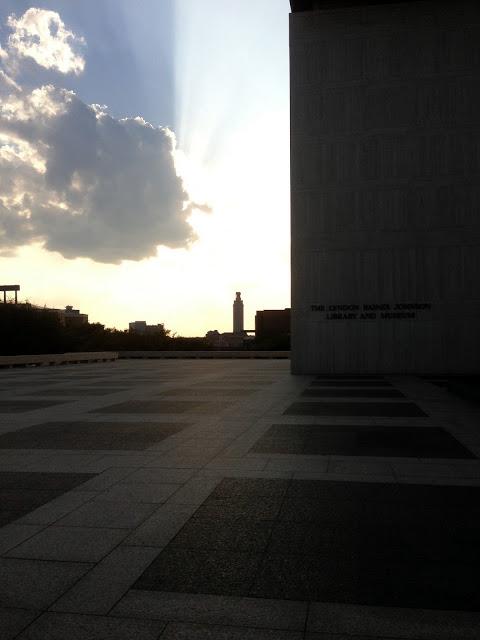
0;352;118;368
118;351;291;359
290;0;421;11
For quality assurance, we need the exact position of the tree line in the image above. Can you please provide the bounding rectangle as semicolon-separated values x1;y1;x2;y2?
0;304;207;355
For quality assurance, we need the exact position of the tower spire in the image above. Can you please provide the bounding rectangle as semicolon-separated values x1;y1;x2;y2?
233;292;244;335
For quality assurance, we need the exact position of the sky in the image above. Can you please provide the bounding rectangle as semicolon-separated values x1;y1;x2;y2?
0;0;291;335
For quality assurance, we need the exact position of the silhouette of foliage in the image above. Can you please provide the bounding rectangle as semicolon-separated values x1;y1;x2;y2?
0;303;211;355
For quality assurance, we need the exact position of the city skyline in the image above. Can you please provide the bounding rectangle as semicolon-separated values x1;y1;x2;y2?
0;1;291;335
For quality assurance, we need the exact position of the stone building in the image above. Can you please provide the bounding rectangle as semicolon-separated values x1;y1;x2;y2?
290;0;480;373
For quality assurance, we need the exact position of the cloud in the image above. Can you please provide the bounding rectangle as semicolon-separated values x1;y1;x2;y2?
0;8;205;264
0;84;198;263
7;8;85;75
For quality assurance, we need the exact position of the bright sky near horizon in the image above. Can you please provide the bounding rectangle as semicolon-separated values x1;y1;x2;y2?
0;1;291;335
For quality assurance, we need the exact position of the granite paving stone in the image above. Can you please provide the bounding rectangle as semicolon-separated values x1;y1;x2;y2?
0;606;39;640
134;478;480;610
166;477;221;505
25;388;129;396
310;381;392;387
94;483;180;503
0;400;68;412
122;468;195;484
124;502;199;548
0;524;46;554
159;622;303;639
111;591;308;630
158;388;256;397
92;400;232;414
51;546;161;614
314;376;385;381
17;612;166;640
0;558;93;609
250;425;475;458
14;490;98;525
0;360;479;639
0;471;96;526
0;421;190;450
6;525;128;562
301;389;405;398
284;402;428;417
307;602;480;639
57;500;158;528
69;467;139;492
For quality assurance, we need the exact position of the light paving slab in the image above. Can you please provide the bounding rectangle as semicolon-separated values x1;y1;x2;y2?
70;467;139;491
328;460;394;475
0;524;45;555
14;491;97;525
121;468;195;484
265;458;329;473
0;558;93;609
56;500;158;529
166;477;221;505
17;611;166;639
160;622;304;639
0;606;39;640
6;525;128;562
51;546;161;614
94;483;180;504
111;591;308;631
125;503;200;548
205;458;269;472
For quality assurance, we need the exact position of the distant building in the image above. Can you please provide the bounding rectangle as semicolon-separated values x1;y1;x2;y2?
255;309;290;342
205;330;245;349
38;304;88;327
233;292;244;335
129;321;165;335
63;305;88;327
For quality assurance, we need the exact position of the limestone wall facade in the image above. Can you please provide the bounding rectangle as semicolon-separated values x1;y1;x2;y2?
290;1;480;373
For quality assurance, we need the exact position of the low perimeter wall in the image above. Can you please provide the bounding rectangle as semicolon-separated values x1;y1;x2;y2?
119;351;290;359
0;352;118;368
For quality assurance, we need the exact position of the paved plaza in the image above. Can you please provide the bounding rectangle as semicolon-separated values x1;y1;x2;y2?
0;359;479;638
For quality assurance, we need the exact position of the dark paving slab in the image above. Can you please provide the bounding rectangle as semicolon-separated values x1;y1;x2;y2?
92;400;232;414
158;388;255;397
0;401;68;413
111;590;308;632
0;606;38;640
134;478;480;611
118;378;177;383
0;472;96;527
0;558;93;609
0;421;190;450
220;380;274;386
284;402;428;417
310;380;392;387
16;612;166;640
250;425;475;458
25;388;128;397
301;389;404;398
159;622;302;639
192;382;269;389
6;525;128;562
423;376;449;389
307;601;480;639
315;376;385;381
